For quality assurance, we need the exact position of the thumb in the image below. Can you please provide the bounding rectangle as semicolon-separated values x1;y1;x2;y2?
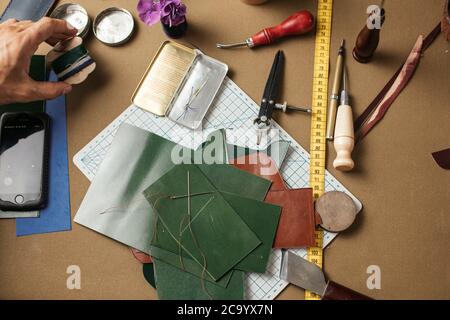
27;79;72;101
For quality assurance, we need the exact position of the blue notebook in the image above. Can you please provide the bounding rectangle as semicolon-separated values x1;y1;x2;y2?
16;72;71;236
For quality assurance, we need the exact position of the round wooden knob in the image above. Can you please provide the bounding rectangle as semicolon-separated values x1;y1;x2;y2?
316;191;357;232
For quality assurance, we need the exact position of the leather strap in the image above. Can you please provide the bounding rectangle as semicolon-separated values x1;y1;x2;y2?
354;22;442;143
443;0;450;41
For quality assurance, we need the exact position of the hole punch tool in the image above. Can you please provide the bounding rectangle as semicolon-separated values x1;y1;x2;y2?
254;51;311;145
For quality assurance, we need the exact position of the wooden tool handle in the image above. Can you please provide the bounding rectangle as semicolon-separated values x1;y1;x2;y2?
353;7;385;63
251;10;315;47
322;281;374;300
333;105;355;171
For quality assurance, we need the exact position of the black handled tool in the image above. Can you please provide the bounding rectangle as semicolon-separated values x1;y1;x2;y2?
254;51;311;145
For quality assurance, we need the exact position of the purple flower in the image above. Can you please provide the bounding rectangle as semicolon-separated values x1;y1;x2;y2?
137;0;186;27
137;0;165;26
161;0;187;27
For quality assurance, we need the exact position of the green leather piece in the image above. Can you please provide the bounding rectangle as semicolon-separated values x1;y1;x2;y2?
171;129;228;166
149;187;279;275
154;258;245;300
143;263;156;289
221;192;281;273
74;124;180;254
74;124;271;267
227;140;291;169
144;164;261;281
197;164;271;201
150;245;233;288
196;129;228;164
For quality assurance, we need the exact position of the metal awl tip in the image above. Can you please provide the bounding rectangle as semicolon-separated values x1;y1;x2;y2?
216;42;247;49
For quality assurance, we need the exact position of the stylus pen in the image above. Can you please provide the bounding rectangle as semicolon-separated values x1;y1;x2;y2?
326;39;345;141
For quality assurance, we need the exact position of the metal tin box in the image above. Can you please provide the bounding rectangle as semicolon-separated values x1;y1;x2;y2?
132;41;228;130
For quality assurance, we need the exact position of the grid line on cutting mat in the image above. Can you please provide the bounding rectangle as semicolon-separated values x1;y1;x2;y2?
73;77;362;300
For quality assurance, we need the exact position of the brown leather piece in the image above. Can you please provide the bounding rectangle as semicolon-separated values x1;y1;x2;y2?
231;153;316;248
443;0;450;41
131;248;153;264
322;280;374;300
266;189;315;248
231;153;287;191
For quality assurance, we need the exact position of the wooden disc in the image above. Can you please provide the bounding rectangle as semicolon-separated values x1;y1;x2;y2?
316;191;357;232
47;37;96;85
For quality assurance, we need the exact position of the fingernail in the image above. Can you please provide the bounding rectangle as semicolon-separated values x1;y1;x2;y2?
67;22;77;30
63;86;72;95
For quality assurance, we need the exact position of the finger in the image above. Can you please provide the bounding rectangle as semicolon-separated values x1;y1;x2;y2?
1;18;18;26
24;79;72;101
26;17;77;45
16;20;32;26
15;20;33;31
46;33;76;46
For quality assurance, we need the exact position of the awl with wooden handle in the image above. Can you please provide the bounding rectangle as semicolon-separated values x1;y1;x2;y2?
280;251;374;300
333;67;355;172
216;10;315;49
326;40;346;140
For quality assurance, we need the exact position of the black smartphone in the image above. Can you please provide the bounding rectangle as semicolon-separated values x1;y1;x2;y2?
0;112;50;211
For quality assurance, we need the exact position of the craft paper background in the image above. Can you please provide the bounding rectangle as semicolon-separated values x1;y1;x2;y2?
16;72;71;236
1;0;446;301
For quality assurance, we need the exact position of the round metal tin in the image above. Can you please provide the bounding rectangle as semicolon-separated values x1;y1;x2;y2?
93;7;135;46
50;3;90;39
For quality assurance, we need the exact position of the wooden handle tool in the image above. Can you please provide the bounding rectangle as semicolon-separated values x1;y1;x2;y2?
353;1;386;63
326;39;346;140
216;10;315;49
333;67;355;172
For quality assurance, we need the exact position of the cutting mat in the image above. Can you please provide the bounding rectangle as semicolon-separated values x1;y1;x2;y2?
73;77;362;300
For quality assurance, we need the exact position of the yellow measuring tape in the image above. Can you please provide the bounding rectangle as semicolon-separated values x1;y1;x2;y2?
306;0;333;300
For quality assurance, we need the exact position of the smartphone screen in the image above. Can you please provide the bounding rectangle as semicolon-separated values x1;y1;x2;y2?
0;114;46;206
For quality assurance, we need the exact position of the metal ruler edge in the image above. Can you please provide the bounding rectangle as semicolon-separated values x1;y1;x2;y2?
306;0;333;300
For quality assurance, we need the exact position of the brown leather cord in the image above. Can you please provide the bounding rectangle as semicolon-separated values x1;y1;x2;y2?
443;0;450;41
354;22;442;143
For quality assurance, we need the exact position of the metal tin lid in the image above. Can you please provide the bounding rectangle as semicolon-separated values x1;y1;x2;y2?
50;3;90;39
93;7;135;46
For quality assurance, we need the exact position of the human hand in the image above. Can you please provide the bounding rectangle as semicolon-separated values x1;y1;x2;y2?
0;18;78;105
